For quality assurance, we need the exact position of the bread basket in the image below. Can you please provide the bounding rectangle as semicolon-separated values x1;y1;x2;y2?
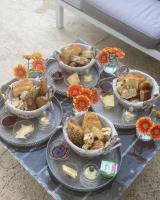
1;78;55;119
63;112;118;158
112;70;159;110
54;43;96;75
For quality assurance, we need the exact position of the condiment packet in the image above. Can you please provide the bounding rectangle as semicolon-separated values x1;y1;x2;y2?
100;159;118;178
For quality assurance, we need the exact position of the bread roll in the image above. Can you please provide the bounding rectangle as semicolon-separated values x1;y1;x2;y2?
82;112;102;130
12;80;33;97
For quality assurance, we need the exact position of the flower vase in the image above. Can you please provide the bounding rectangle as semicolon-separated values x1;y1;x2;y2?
103;55;119;75
29;68;41;78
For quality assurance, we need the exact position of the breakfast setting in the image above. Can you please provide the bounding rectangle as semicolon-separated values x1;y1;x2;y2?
0;42;160;192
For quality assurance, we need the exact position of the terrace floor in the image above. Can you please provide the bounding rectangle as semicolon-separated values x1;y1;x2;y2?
0;0;160;200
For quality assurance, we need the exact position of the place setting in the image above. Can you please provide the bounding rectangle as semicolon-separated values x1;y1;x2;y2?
0;52;63;148
92;47;160;130
44;43;100;95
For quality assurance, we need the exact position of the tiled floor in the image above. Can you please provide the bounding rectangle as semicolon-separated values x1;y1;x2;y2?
0;0;160;200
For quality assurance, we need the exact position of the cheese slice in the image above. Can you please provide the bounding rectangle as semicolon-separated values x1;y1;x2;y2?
16;124;34;139
62;165;77;179
101;95;115;109
67;73;80;85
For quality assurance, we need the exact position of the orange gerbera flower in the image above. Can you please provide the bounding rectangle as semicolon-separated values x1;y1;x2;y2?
80;88;92;100
99;51;109;64
67;84;83;97
32;51;44;60
136;117;153;135
73;95;90;112
23;54;32;60
32;59;46;73
149;125;160;140
99;47;125;60
13;64;29;80
91;88;99;103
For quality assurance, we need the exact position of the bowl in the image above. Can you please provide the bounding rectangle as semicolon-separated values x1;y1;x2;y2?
4;78;55;119
63;112;118;158
55;43;96;75
112;70;159;110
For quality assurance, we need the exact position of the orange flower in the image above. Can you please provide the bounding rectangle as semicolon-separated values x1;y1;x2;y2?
149;125;160;140
99;51;109;64
67;84;83;97
136;117;153;135
23;54;32;60
80;88;92;100
73;95;90;112
99;47;125;60
13;64;29;80
91;88;99;103
32;59;46;73
32;51;44;60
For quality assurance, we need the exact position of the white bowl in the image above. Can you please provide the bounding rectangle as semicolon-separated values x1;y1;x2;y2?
63;112;118;158
4;78;54;119
56;43;96;75
113;70;159;110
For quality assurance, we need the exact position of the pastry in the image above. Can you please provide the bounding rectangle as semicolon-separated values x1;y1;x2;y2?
101;95;115;109
25;97;37;111
120;88;137;100
82;132;94;149
82;112;102;130
62;44;83;57
67;73;80;85
39;78;48;96
67;121;84;147
36;96;48;108
70;56;89;66
91;126;106;142
139;89;151;101
139;80;152;90
81;50;93;59
12;80;33;97
91;140;104;149
102;127;112;139
60;53;70;65
69;62;78;67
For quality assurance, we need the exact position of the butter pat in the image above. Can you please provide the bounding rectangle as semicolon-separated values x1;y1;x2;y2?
83;74;93;83
101;95;115;109
16;124;34;139
67;73;80;85
62;165;78;179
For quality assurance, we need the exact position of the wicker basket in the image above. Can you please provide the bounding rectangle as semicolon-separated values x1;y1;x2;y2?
113;70;159;110
55;43;96;75
3;78;55;119
63;112;118;158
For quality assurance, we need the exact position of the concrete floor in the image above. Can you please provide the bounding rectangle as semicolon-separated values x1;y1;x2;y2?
0;0;160;200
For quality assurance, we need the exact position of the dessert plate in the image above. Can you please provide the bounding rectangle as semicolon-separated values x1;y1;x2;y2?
0;96;63;148
46;128;122;192
44;56;100;95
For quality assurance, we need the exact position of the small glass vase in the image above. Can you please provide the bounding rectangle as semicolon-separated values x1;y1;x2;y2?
103;55;118;75
29;68;41;78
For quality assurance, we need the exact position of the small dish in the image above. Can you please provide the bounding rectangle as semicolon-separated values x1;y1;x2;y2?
99;78;113;94
51;71;64;82
0;112;18;129
13;120;35;139
48;139;70;161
